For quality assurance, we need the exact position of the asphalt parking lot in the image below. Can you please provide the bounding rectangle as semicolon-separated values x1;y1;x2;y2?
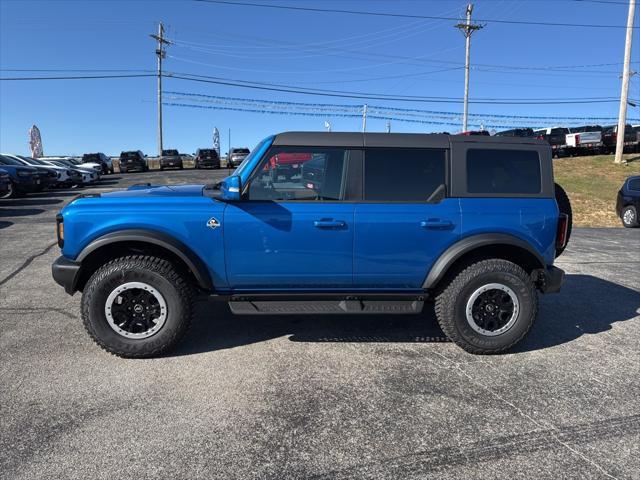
1;170;639;479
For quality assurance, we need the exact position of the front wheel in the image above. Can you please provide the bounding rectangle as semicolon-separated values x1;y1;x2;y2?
621;206;638;228
0;181;16;199
81;255;195;358
434;259;538;354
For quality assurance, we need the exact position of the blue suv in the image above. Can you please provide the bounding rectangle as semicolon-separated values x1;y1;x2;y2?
52;132;570;357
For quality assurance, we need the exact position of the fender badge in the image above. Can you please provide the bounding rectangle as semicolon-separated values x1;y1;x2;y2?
206;217;221;229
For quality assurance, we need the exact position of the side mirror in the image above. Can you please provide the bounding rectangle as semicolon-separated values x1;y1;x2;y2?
220;175;242;201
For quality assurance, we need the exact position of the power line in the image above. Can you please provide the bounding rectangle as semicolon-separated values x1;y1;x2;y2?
0;71;628;105
0;68;155;73
0;74;156;81
193;0;638;29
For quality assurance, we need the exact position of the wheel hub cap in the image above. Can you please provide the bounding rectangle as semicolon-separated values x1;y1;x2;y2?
623;209;635;224
105;282;167;339
465;283;520;337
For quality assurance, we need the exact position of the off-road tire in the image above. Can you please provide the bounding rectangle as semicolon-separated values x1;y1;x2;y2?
81;255;195;358
434;259;538;354
621;206;638;228
554;182;572;257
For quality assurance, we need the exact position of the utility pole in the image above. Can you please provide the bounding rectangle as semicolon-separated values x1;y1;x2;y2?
150;22;171;157
455;4;483;132
362;104;368;132
615;0;636;165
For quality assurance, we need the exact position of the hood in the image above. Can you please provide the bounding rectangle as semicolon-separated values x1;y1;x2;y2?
100;184;207;198
0;164;38;174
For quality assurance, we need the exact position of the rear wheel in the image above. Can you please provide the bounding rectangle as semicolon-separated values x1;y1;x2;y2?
81;255;195;358
621;206;638;228
554;182;572;257
435;259;537;354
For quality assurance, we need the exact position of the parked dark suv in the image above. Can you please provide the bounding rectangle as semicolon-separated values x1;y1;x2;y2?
194;149;221;169
602;125;637;154
159;149;183;170
119;151;147;173
616;175;640;228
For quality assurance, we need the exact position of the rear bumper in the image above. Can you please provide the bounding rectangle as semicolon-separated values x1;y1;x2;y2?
52;256;81;295
160;158;183;168
538;265;565;294
197;160;220;168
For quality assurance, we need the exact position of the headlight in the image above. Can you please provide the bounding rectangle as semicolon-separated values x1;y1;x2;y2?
17;170;32;177
56;214;64;247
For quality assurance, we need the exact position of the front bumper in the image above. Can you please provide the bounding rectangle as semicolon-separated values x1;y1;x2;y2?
52;256;81;295
537;265;565;294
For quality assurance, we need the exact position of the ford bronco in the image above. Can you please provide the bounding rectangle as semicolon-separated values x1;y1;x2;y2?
52;132;571;358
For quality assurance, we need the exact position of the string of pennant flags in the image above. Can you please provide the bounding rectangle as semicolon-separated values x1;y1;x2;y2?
163;90;640;130
164;90;639;123
163;101;532;129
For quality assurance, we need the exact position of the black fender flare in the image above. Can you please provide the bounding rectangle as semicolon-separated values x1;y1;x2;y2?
422;233;546;289
77;229;213;290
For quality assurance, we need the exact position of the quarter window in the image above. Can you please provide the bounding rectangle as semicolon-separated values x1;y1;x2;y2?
466;149;541;194
247;147;349;201
364;148;446;201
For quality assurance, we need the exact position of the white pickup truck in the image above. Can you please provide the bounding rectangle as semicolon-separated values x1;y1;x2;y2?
565;126;602;155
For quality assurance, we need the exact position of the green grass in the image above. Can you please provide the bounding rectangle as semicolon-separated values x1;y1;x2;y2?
554;153;640;227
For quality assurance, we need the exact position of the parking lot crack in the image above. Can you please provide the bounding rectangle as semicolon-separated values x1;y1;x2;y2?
430;350;619;479
0;241;56;289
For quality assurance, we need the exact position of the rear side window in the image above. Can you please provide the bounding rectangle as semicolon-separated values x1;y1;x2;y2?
364;148;446;201
466;149;541;194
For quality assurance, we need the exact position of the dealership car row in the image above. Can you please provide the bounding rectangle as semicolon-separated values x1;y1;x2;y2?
0;146;238;199
492;124;640;157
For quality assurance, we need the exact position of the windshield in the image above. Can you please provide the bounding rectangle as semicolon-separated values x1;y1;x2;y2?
232;138;270;177
162;150;179;156
0;155;23;166
17;156;41;165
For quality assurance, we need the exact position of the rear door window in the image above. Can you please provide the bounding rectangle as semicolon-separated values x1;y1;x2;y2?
363;148;446;201
466;149;541;194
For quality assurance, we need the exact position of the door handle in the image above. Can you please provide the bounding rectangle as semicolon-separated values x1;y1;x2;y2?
314;220;346;229
421;219;454;230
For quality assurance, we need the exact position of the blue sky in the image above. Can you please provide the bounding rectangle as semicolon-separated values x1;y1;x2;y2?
1;0;638;156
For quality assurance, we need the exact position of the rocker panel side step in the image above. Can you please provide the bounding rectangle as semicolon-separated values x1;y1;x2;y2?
228;299;424;315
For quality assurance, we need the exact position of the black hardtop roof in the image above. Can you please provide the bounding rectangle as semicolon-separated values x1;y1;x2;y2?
272;131;547;148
